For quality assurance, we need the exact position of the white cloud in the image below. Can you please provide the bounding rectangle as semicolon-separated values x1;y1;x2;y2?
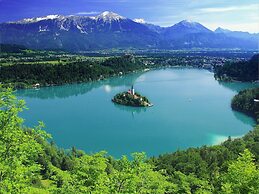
76;11;100;15
199;4;259;13
133;18;146;24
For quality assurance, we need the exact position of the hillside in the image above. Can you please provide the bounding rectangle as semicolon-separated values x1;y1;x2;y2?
0;43;27;53
232;88;259;123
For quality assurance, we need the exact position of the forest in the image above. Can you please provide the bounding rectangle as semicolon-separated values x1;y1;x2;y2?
0;86;259;194
214;54;259;82
0;44;27;53
231;88;259;122
0;54;146;89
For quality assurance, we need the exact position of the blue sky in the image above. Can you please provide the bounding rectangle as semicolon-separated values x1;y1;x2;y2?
0;0;258;32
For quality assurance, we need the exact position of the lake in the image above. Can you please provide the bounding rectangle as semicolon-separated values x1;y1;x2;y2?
16;68;258;158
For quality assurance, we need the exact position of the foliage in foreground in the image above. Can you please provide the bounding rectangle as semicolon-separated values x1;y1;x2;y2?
0;86;259;193
0;87;47;193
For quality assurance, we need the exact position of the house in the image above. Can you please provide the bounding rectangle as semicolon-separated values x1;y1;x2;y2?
33;83;40;88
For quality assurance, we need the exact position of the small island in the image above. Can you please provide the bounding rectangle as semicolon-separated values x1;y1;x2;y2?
112;86;153;107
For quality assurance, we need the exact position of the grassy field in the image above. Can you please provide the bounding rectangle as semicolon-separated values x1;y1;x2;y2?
0;49;110;67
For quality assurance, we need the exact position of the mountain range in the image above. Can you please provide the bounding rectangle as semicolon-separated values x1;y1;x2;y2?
0;11;258;51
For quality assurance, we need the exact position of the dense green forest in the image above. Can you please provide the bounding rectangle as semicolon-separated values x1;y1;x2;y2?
0;55;145;89
214;54;259;81
0;44;27;53
1;86;259;193
231;88;259;123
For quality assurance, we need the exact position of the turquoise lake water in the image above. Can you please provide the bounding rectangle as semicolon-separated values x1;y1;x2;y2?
16;68;258;158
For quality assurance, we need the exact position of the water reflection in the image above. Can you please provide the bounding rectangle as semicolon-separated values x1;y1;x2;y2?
16;72;144;99
232;111;256;126
16;82;100;100
218;81;258;124
113;103;148;117
217;81;259;92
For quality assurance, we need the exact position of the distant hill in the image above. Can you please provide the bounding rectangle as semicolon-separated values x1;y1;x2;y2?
0;12;258;51
160;20;258;49
215;27;259;41
0;44;27;53
214;54;259;82
163;20;212;38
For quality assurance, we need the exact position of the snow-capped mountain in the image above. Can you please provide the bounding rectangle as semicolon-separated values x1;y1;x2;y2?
163;20;212;39
13;12;125;24
97;11;125;21
0;12;257;51
0;12;159;50
8;11;136;34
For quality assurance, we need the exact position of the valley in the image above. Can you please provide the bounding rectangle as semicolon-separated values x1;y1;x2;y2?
0;2;259;192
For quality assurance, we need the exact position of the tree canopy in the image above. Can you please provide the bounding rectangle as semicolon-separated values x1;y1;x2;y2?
214;54;259;82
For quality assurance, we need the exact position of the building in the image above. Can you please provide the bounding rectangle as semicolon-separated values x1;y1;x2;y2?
127;85;135;95
131;85;135;95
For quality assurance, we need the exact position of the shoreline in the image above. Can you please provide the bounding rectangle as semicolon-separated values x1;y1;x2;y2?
14;67;258;158
4;65;214;91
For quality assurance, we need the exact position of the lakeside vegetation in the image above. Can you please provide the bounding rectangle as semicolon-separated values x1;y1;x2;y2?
0;44;252;89
0;54;145;89
1;86;259;193
214;54;259;82
231;88;259;123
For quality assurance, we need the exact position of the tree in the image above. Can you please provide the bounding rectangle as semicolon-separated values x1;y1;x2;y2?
109;152;175;194
171;171;213;194
0;86;48;193
220;149;259;194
